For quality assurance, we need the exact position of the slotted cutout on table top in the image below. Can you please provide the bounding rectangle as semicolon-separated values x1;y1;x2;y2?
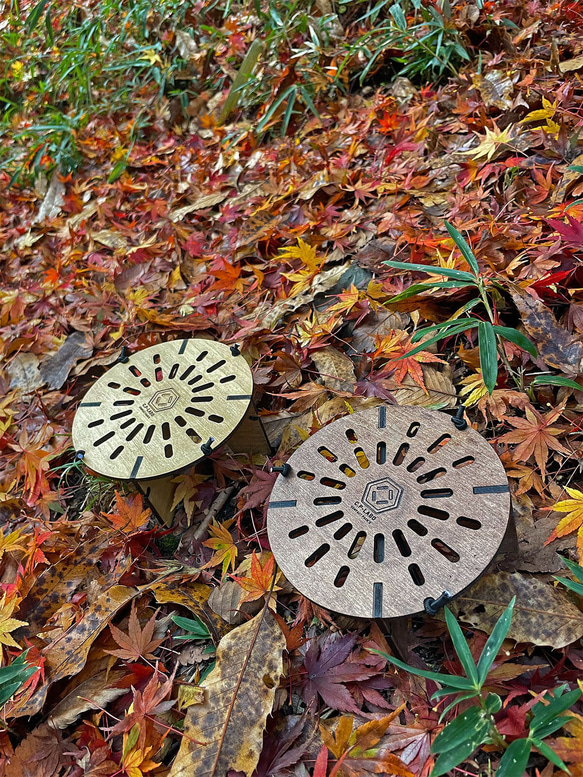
267;404;510;619
72;338;253;480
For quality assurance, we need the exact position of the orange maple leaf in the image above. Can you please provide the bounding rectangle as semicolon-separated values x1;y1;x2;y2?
202;518;238;578
545;487;583;559
232;552;281;604
102;492;151;533
374;331;444;391
499;404;569;479
107;602;164;662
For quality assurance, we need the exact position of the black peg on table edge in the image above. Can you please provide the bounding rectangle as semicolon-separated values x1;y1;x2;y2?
117;346;130;363
424;590;453;615
271;464;291;477
451;404;467;430
230;343;241;356
201;437;215;456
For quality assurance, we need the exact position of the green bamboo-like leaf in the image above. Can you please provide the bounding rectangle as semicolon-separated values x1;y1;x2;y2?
477;597;515;684
403;320;479;358
411;318;479;343
531;738;570;772
478;321;498;393
432;706;487;753
530;687;581;735
493;326;537;358
388;280;469;302
383;259;477;282
431;740;481;777
444;221;479;276
444;607;478;685
171;614;210;640
438;691;479;721
532;375;583;391
496;738;531;777
369;649;474;689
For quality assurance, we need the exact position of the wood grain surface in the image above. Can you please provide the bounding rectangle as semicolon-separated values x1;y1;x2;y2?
72;339;253;479
267;405;510;618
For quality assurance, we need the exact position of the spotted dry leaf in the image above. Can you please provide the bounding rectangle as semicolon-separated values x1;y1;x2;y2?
169;608;285;777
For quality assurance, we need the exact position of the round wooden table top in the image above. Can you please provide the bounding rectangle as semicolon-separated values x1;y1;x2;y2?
267;405;510;619
72;339;253;480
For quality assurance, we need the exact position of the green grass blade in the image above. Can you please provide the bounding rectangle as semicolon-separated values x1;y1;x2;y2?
368;649;474;689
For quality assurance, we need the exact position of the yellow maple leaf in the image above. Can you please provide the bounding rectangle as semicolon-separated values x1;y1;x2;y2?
459;371;489;406
466;124;514;162
521;96;556;124
0;595;28;651
546;487;583;559
279;238;321;271
202;518;238;578
0;528;28;563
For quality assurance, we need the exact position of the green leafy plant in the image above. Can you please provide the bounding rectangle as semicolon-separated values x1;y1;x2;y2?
338;0;469;86
0;651;37;707
554;554;583;597
371;599;581;776
384;221;537;393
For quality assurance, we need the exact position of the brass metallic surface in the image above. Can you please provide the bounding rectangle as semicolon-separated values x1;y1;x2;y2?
72;339;253;480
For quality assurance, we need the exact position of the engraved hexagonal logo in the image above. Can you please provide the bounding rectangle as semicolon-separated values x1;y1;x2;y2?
362;476;403;513
148;388;179;413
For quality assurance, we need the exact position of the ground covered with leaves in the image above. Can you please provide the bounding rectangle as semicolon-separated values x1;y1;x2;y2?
3;0;583;774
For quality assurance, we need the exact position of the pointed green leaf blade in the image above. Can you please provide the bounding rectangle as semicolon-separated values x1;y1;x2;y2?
444;607;478;686
478;320;498;393
383;259;476;282
432;706;487;754
493;326;537;359
444;221;480;276
369;649;474;689
495;738;531;777
532;374;583;392
476;597;515;685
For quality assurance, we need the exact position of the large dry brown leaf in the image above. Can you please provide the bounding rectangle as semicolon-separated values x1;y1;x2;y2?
18;536;109;638
39;331;93;389
169;608;285;777
311;346;356;392
350;309;409;353
510;286;583;374
13;585;135;717
6;723;69;777
450;571;583;648
48;669;126;729
391;365;457;410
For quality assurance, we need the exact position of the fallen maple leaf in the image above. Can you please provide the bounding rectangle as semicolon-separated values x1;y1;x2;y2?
107;602;164;662
231;552;282;604
465;123;515;162
374;330;444;391
546;487;583;558
103;492;152;533
499;404;569;479
0;594;28;651
202;518;238;578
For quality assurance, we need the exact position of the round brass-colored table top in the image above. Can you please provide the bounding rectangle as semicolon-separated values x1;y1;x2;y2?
267;405;510;619
72;339;253;480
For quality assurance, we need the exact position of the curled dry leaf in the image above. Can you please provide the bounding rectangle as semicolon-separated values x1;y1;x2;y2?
510;286;583;374
48;669;126;729
311;346;356;393
169;608;285;777
449;571;583;648
391;365;457;409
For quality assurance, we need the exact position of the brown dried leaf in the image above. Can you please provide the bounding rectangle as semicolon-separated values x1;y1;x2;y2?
151;579;227;642
350;309;410;353
311;347;356;392
48;669;126;729
6;353;42;393
450;571;583;648
472;71;514;110
510;286;583;374
13;585;135;718
169;609;285;777
208;579;262;625
39;332;93;389
5;723;69;777
391;365;457;409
